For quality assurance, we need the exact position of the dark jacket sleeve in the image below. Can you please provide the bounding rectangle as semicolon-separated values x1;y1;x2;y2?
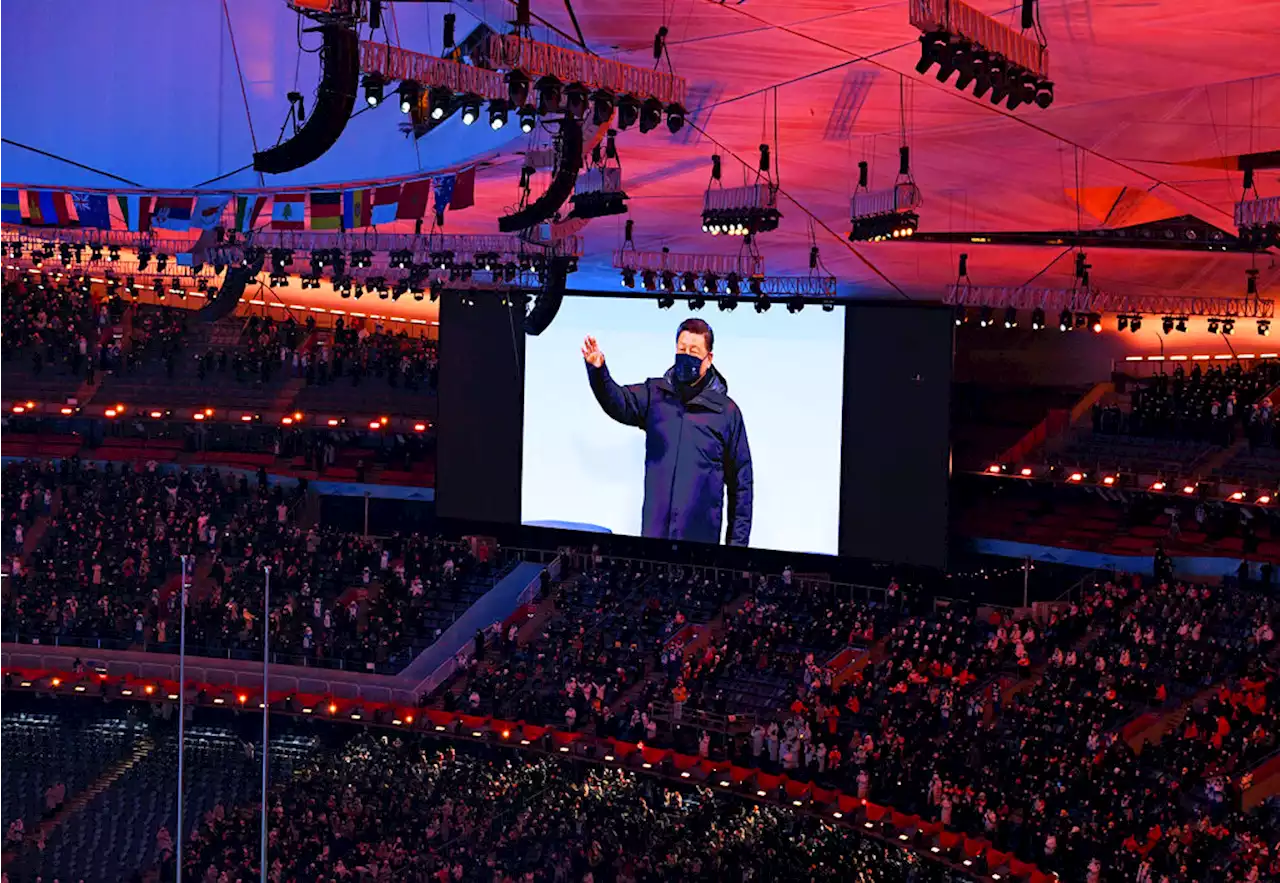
587;362;650;428
725;406;753;546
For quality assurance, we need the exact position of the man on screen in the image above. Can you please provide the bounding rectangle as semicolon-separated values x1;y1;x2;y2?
582;318;753;546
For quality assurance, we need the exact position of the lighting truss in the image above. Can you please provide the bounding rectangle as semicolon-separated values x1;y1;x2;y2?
1235;194;1280;249
850;182;924;242
612;249;766;278
702;184;781;237
910;0;1052;110
945;283;1275;320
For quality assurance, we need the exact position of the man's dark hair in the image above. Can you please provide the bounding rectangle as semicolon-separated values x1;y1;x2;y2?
676;318;714;352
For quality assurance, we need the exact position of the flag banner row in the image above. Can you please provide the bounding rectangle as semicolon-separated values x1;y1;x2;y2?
0;169;476;234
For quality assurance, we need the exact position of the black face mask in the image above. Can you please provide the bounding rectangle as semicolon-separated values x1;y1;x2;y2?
673;353;703;384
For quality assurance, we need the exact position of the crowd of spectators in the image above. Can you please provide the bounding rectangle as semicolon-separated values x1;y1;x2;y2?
313;321;439;392
164;733;961;883
441;557;1280;883
1;275;114;380
1092;360;1280;444
0;459;482;672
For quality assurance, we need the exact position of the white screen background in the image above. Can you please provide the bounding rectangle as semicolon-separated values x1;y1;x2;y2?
521;297;845;555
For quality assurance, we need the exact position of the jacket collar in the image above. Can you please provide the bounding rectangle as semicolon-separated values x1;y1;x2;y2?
656;366;729;413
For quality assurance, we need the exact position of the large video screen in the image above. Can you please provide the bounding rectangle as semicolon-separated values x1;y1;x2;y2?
522;296;845;554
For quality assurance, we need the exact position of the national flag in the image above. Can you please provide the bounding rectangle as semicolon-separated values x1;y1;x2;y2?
234;195;268;233
51;192;80;226
190;195;231;230
396;179;432;221
117;195;154;232
152;196;195;231
451;166;476;210
27;191;61;226
370;185;400;226
343;189;372;229
1;189;23;225
72;193;112;229
432;174;456;220
309;191;342;231
272;193;306;230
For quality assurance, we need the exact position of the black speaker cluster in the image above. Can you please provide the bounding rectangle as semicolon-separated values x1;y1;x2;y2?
1238;223;1280;250
916;32;1053;110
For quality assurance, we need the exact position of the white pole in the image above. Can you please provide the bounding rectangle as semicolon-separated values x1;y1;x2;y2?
261;564;271;883
176;554;188;883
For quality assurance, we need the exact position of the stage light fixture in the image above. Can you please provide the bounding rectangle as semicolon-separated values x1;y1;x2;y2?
717;296;737;311
138;247;152;270
1259;320;1271;336
954;306;966;326
1088;313;1102;333
1030;307;1045;330
787;296;805;314
702;272;719;293
1223;318;1235;335
1130;315;1142;332
680;272;697;293
1208;317;1220;334
641;269;657;291
638;97;663;133
1176;317;1188;333
1058;309;1072;332
536;77;563;114
616;96;640;130
519;106;537;133
363;74;384;107
1117;315;1128;332
620;268;636;288
428;86;452;121
398;80;419;114
564;83;589;118
1004;307;1018;328
688;296;705;310
460;96;481;126
754;295;771;313
489;101;509;130
660;270;677;292
657;295;675;310
666;103;686;134
1162;316;1175;333
979;306;993;328
591;90;615;126
725;273;742;296
506;71;530;108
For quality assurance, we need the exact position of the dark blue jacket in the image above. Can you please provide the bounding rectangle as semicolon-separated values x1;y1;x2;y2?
587;361;753;546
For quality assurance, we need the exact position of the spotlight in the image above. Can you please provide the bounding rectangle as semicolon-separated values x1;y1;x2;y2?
591;90;615;126
954;306;966;326
620;268;636;289
616;96;640;130
1031;307;1045;330
638;97;663;133
1059;309;1072;332
1130;315;1142;333
519;107;537;133
1176;317;1187;333
489;101;509;130
1003;307;1017;328
460;95;481;126
680;272;697;293
1088;313;1102;333
717;296;737;311
979;306;993;328
1208;317;1220;334
138;247;152;270
536;77;563;114
506;71;530;107
641;269;657;291
1259;320;1271;336
428;86;452;120
398;80;420;114
725;273;741;296
1223;318;1235;335
688;296;705;311
1117;315;1129;332
564;83;589;118
660;270;677;292
701;272;719;294
1162;316;1175;334
754;296;771;313
666;103;686;134
363;74;384;108
657;295;675;309
1035;80;1054;108
787;296;805;314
